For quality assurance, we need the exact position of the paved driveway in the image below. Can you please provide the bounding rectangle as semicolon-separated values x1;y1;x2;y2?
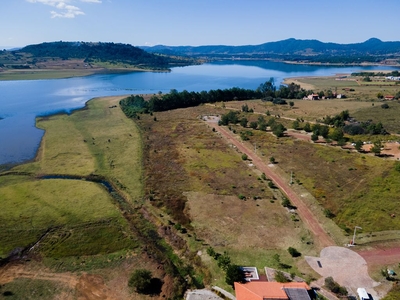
306;246;380;299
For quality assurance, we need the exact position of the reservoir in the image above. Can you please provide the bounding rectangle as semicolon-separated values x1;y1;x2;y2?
0;60;397;166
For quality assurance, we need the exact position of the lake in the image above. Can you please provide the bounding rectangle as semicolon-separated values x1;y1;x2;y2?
0;60;397;166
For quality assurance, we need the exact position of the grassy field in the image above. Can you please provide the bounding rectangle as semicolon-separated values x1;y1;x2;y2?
0;95;144;260
137;106;321;291
0;175;135;258
291;75;400;102
14;96;143;203
222;98;375;123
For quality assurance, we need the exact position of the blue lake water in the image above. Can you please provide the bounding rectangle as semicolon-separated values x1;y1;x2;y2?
0;60;397;166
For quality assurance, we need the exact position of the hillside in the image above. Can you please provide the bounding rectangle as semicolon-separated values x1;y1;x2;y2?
0;41;198;73
141;38;400;64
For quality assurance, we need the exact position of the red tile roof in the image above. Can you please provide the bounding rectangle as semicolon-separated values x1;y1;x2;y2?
234;281;311;300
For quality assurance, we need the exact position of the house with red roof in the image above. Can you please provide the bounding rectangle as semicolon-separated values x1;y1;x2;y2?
234;281;313;300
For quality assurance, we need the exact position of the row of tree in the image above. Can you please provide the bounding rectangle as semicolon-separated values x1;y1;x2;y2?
120;79;317;117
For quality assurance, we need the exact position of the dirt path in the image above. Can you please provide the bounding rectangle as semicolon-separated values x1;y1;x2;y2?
356;246;400;267
204;118;335;248
0;263;117;300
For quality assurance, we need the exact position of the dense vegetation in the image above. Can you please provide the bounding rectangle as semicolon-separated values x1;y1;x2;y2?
120;79;310;118
120;87;262;116
2;41;197;70
351;70;400;77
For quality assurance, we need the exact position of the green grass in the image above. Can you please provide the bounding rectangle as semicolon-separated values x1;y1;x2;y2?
14;96;143;203
352;101;400;134
0;176;136;257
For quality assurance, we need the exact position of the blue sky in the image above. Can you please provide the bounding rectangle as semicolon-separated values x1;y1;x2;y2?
1;0;399;48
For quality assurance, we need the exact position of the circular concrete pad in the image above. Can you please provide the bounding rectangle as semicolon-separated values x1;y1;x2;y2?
306;246;380;298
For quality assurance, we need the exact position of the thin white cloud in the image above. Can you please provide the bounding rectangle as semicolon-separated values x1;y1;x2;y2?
27;0;101;18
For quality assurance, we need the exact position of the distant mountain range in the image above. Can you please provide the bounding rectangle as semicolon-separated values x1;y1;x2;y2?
140;38;400;64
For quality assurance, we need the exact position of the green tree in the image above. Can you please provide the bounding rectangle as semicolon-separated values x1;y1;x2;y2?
354;140;363;152
289;101;294;108
329;128;344;141
272;123;286;137
303;122;312;132
217;252;231;271
311;133;319;142
240;117;248;127
249;121;258;129
371;140;382;155
129;269;152;294
319;125;330;138
292;120;301;130
225;264;245;286
269;157;276;164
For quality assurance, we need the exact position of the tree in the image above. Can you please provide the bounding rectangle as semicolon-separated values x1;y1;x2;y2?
288;247;301;257
329;128;344;141
225;264;245;286
381;103;390;109
217;252;231;271
240;117;248;127
292;120;301;130
272;123;286;137
319;125;330;138
129;269;152;294
269;157;276;164
249;121;258;129
303;122;312;132
370;140;382;156
289;101;294;108
257;78;276;98
311;133;319;142
354;140;363;152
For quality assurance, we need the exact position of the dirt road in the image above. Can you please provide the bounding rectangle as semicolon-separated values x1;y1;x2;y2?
204;118;335;248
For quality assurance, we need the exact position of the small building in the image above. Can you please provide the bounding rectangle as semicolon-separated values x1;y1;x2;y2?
384;95;395;100
357;287;370;300
307;94;319;100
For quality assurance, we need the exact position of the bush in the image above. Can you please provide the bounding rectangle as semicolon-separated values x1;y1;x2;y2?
288;247;301;257
324;276;348;296
241;154;248;160
275;270;291;283
129;269;152;294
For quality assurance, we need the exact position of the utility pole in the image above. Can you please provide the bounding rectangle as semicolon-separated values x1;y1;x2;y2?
352;226;362;245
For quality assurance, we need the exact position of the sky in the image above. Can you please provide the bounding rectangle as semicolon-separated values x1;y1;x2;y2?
1;0;399;48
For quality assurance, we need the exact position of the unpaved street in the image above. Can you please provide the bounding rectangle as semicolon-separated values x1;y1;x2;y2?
204;118;335;248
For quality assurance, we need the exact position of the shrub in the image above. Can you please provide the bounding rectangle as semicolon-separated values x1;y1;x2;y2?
241;154;248;160
324;276;348;296
288;247;301;257
275;270;291;283
129;269;152;294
